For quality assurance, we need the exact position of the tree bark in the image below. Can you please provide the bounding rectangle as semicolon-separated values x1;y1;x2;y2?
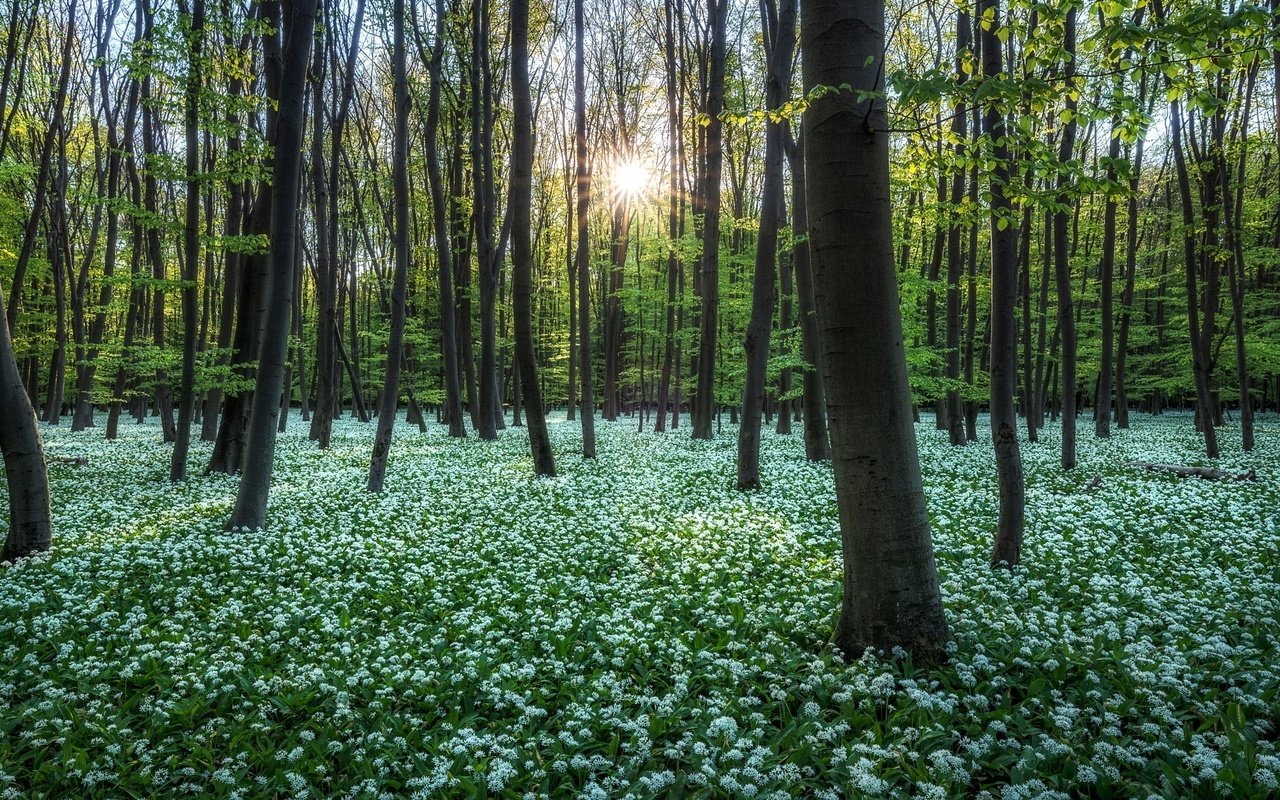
1053;5;1078;470
802;0;950;662
170;0;204;481
421;0;465;437
0;298;51;562
787;129;830;461
227;0;317;530
944;8;970;447
574;0;596;457
691;0;728;440
368;0;412;492
982;0;1025;568
510;0;555;476
737;0;795;490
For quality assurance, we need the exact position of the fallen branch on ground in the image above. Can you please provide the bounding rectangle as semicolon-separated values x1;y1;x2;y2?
1127;461;1257;481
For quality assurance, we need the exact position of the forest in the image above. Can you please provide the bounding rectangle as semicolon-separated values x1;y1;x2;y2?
0;0;1278;793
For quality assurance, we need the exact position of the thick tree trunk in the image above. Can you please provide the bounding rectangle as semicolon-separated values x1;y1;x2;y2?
0;299;51;562
802;0;950;662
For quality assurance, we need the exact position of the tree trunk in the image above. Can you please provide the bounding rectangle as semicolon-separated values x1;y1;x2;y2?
691;0;728;440
170;0;204;481
945;8;970;447
1053;5;1078;469
655;0;680;434
226;0;316;530
737;0;794;490
1095;114;1120;440
982;0;1025;568
510;0;555;476
368;0;411;493
0;298;51;562
801;0;950;662
574;0;595;457
788;129;830;461
422;0;465;437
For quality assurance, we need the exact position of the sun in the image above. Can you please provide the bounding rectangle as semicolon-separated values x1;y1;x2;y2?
612;156;650;202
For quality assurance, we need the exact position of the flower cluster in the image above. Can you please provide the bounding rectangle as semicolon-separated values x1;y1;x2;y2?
0;410;1276;798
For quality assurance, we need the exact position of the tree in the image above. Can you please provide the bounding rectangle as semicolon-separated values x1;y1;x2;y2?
737;0;795;490
690;0;727;441
982;0;1024;568
786;128;830;461
170;0;205;481
226;0;318;530
419;0;465;438
801;0;950;661
944;8;970;448
510;0;555;477
0;299;51;562
573;0;596;458
654;0;681;434
1053;3;1079;470
367;0;412;493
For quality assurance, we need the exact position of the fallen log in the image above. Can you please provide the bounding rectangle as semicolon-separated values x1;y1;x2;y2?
48;456;88;467
1128;461;1257;481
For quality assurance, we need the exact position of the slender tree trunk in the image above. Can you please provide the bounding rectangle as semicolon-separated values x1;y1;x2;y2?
691;0;728;440
422;0;465;437
308;13;338;448
737;0;795;490
1095;110;1120;440
108;156;145;440
945;8;970;447
171;0;204;480
368;0;411;492
1223;64;1255;451
510;0;555;476
802;0;950;662
227;0;316;529
5;0;76;334
776;240;793;435
1053;5;1078;469
983;0;1025;568
473;0;500;440
603;206;628;421
1168;95;1219;458
787;129;830;461
574;0;595;457
655;0;680;434
73;0;131;432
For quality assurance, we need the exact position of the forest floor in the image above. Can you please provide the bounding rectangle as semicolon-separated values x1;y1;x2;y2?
1;410;1278;798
